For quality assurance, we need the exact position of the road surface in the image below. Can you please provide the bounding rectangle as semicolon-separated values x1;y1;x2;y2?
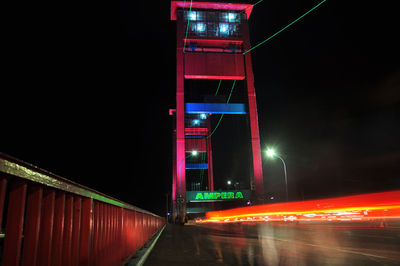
144;221;400;265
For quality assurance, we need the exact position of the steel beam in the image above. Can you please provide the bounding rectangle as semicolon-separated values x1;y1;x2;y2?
185;103;247;114
242;18;265;200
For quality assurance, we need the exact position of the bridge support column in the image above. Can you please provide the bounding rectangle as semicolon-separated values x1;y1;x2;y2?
175;14;186;223
207;119;214;191
243;18;265;200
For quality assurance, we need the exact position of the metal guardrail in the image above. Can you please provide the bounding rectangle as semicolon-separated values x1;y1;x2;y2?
0;153;165;266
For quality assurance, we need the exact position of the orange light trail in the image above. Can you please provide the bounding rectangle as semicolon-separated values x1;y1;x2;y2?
200;190;400;223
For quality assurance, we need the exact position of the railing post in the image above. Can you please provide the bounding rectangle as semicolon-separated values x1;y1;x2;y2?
132;210;137;256
121;208;127;260
117;207;123;264
92;201;100;266
2;181;27;266
21;185;43;266
52;192;66;266
37;189;56;266
98;203;105;266
0;176;7;230
79;197;93;266
62;194;74;266
71;197;82;266
104;204;111;265
111;206;115;264
136;212;142;249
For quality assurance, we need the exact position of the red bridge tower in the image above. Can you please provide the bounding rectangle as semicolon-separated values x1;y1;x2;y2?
170;1;264;222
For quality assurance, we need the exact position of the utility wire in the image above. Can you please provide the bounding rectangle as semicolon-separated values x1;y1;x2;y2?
243;0;327;55
252;0;265;7
214;80;222;96
200;78;223;186
207;80;237;139
183;0;193;53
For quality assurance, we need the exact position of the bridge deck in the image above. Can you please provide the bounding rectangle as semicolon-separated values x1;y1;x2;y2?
145;222;400;265
144;224;223;265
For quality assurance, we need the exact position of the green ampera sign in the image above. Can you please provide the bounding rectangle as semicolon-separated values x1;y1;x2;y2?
186;190;251;202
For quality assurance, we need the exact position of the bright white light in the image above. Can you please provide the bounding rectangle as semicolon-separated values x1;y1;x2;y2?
200;113;207;119
193;119;200;125
196;22;206;32
188;11;196;21
219;23;229;34
191;150;198;156
266;148;276;158
228;13;236;21
227;180;232;185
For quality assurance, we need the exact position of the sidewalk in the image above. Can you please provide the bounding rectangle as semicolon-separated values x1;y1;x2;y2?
143;224;225;265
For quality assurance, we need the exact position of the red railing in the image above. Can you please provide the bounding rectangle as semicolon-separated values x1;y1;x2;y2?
0;153;165;266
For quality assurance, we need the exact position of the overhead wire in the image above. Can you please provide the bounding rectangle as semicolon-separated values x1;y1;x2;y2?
205;0;328;136
243;0;327;54
252;0;266;7
184;0;327;189
183;0;193;53
214;80;222;96
207;80;237;139
200;80;237;188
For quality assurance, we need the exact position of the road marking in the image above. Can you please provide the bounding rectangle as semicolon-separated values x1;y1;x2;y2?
261;235;395;260
136;224;166;266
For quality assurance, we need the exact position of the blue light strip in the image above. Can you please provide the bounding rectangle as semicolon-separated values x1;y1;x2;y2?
186;163;208;169
185;103;246;114
185;136;204;139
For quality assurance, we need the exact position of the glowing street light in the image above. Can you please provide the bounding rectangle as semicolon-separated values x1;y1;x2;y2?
177;150;199;205
265;148;288;202
266;148;276;158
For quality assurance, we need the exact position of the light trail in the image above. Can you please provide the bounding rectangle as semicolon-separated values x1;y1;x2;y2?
199;190;400;223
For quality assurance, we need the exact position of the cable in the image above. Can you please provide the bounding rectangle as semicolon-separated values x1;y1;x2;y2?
183;0;193;53
200;79;223;187
226;80;236;103
214;80;222;96
252;0;265;7
207;80;237;139
243;0;327;54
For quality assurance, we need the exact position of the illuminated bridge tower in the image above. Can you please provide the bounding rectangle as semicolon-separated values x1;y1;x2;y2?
171;1;264;221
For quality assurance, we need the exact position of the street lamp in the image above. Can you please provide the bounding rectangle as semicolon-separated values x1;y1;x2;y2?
265;148;288;202
176;150;198;223
178;150;199;189
227;180;232;189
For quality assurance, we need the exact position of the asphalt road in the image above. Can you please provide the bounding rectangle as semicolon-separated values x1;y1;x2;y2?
144;221;400;266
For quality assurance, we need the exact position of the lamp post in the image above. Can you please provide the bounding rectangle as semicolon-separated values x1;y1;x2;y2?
177;150;198;193
176;150;198;223
266;148;288;202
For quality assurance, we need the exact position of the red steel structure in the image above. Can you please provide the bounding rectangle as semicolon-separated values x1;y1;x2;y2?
0;153;165;266
171;1;264;222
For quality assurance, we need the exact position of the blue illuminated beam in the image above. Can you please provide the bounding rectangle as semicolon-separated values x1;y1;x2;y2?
186;163;208;169
185;103;246;114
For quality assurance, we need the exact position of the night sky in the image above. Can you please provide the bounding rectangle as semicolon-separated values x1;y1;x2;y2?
3;0;399;216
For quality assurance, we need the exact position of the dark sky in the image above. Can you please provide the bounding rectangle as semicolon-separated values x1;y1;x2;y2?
3;0;399;215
